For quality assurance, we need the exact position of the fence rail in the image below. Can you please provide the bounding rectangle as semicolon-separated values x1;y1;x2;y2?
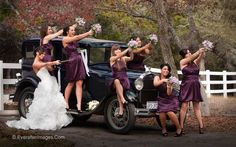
1;60;236;111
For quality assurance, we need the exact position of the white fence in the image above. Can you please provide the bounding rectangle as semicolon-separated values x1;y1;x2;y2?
0;60;21;111
0;60;236;111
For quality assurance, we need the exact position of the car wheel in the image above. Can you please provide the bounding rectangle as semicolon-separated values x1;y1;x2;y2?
104;96;136;134
18;87;35;118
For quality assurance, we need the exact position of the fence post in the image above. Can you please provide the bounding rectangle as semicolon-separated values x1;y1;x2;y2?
0;60;3;111
223;70;227;98
205;70;211;97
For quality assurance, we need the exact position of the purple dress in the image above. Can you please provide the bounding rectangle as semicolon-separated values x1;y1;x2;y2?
127;54;145;71
64;42;86;82
110;59;130;90
157;81;179;113
179;62;203;102
41;42;53;62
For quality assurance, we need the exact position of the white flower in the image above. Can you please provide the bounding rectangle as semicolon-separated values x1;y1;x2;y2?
86;100;99;111
202;40;214;51
148;34;158;44
75;17;86;27
127;39;138;49
91;23;102;34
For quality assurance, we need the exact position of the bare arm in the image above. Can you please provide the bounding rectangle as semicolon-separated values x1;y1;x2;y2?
133;43;151;54
153;75;168;87
194;51;205;66
63;30;93;46
180;48;205;69
110;48;131;63
43;29;63;44
124;49;134;62
166;82;173;96
33;60;60;73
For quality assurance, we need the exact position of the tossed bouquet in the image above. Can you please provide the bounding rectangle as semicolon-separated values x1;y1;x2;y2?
202;40;214;51
91;23;102;34
75;17;86;27
127;39;138;49
147;34;158;45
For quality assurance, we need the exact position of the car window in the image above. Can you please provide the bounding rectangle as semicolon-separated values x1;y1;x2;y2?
24;41;40;59
90;48;107;64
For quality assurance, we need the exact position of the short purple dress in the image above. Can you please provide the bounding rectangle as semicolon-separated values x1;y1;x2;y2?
127;53;145;71
157;81;179;113
179;62;203;102
110;59;130;90
41;42;53;62
64;41;86;82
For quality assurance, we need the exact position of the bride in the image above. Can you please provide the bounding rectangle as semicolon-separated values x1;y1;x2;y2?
6;48;73;130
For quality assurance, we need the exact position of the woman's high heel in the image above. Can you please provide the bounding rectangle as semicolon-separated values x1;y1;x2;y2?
199;127;204;134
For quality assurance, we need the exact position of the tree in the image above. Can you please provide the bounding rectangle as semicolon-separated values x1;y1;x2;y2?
3;0;98;36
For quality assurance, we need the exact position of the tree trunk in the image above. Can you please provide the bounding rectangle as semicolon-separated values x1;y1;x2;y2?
153;0;178;77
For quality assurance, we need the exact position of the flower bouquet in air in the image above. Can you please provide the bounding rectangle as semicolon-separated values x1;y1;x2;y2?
75;17;86;27
202;40;214;52
147;34;158;45
168;76;180;96
127;39;138;50
91;23;102;37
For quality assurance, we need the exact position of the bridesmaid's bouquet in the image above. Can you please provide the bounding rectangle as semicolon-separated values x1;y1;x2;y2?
202;40;214;51
91;23;102;34
127;39;138;49
168;76;180;96
147;34;158;45
75;17;86;27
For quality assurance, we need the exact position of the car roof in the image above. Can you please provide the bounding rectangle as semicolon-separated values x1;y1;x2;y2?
23;37;128;48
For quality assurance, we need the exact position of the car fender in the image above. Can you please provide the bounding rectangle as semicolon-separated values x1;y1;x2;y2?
125;90;137;103
13;76;39;102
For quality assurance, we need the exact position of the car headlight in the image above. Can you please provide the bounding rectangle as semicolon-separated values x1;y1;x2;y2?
134;78;144;91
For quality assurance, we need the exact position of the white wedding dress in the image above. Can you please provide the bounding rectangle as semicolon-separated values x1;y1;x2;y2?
6;67;73;130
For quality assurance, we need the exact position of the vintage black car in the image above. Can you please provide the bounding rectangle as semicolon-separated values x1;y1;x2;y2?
12;37;167;134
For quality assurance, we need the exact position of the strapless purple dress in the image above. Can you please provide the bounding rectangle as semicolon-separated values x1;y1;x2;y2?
157;82;179;113
110;60;130;90
127;53;145;71
64;42;86;82
41;42;53;62
179;62;203;102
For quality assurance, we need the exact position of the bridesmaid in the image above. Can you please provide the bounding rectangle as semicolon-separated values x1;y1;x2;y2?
179;47;205;134
153;63;182;137
127;36;152;71
62;24;93;112
40;23;63;70
110;44;133;117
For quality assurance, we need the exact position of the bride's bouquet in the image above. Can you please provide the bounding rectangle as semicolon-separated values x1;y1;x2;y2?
147;34;158;45
127;39;138;49
91;23;102;34
202;40;214;51
75;17;86;27
168;76;180;96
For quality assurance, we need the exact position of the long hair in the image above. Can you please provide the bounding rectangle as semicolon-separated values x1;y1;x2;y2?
111;44;120;57
160;63;172;78
63;26;70;36
40;23;49;39
179;49;188;59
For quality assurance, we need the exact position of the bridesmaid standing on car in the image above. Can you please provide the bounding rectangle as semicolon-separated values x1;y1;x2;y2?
179;48;205;134
62;24;93;112
127;36;152;71
153;63;182;137
40;23;63;64
110;44;133;117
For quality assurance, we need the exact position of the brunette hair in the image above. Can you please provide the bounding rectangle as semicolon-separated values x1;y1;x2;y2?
40;23;50;39
34;47;45;57
111;44;120;57
63;26;70;36
179;49;188;59
160;63;172;78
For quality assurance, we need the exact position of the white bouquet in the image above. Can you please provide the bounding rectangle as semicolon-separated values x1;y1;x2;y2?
168;76;180;96
202;40;214;51
75;17;86;27
127;39;138;49
148;34;158;45
86;100;99;111
91;23;102;34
